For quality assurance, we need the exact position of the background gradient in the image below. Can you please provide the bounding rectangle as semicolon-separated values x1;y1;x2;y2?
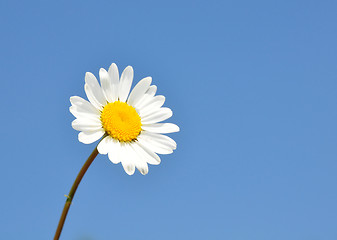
0;0;337;239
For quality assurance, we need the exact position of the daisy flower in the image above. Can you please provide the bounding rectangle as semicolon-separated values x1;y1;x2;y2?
69;63;179;175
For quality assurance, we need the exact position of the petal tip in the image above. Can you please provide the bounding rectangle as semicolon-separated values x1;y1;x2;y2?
125;169;135;175
69;96;76;103
99;68;107;74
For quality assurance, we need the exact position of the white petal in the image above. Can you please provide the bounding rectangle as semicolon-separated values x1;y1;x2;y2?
97;136;112;155
134;141;161;165
135;159;149;175
146;85;157;95
84;84;104;110
72;119;102;132
142;123;180;133
108;139;122;164
134;85;157;109
127;77;152;106
137;135;173;155
120;143;136;175
141;132;177;149
85;72;106;107
99;68;113;103
141;107;173;124
108;63;119;102
78;130;105;144
70;96;101;114
69;106;101;121
118;66;134;102
139;95;165;117
129;143;149;175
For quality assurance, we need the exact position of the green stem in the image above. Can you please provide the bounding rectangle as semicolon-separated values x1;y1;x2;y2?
54;146;99;240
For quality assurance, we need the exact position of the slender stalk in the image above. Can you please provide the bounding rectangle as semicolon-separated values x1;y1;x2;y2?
54;146;99;240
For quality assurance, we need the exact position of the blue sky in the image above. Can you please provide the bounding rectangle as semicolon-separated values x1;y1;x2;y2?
0;0;337;239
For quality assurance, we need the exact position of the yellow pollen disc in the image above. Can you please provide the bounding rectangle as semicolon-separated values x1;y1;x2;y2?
100;101;142;142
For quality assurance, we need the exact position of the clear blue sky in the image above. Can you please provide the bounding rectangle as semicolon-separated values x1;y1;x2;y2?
0;0;336;239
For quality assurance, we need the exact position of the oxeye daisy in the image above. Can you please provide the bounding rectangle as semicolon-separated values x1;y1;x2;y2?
69;63;179;175
54;63;179;240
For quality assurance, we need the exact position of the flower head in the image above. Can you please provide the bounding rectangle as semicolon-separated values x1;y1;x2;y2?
70;63;179;175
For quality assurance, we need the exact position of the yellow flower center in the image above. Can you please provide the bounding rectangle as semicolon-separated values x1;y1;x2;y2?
100;101;142;142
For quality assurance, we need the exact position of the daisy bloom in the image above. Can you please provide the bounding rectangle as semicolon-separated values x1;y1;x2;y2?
69;63;179;175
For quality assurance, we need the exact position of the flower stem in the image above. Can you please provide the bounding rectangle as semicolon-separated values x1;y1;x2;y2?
54;146;99;240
